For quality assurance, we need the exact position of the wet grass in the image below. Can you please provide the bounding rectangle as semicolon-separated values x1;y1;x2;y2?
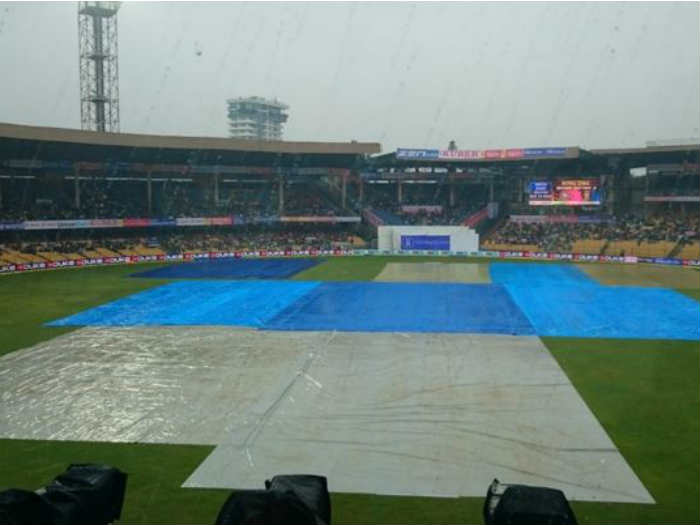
545;337;699;524
0;264;170;358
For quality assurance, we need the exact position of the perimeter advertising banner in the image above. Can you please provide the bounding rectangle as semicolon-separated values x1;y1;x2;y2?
3;249;699;275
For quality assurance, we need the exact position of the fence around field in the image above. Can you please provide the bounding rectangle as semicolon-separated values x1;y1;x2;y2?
1;247;699;276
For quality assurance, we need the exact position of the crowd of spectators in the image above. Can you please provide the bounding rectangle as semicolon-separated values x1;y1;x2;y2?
363;184;487;226
0;180;347;222
159;227;355;253
219;187;277;218
283;188;339;216
395;204;482;226
1;226;360;261
488;212;700;252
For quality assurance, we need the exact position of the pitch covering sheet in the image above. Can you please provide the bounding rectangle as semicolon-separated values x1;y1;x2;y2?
0;327;654;503
47;264;699;340
48;281;536;335
47;280;321;327
132;258;320;280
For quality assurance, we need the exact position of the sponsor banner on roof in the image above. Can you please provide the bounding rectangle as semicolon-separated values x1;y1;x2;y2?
397;147;569;161
523;148;567;158
439;149;485;160
395;148;440;160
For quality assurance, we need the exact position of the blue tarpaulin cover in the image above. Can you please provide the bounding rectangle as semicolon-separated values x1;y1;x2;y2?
265;282;534;334
48;280;321;327
48;263;700;340
132;258;320;280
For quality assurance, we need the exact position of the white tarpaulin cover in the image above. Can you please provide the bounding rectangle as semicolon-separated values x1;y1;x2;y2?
0;327;652;503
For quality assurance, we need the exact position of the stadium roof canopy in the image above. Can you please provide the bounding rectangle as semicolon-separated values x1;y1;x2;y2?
0;122;381;169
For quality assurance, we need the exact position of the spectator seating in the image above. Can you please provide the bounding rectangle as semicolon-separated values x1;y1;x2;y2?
36;251;67;262
0;228;360;265
571;240;607;255
677;242;700;260
604;241;677;258
484;212;699;257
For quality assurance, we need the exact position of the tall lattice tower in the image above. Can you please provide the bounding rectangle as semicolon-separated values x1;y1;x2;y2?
78;1;120;132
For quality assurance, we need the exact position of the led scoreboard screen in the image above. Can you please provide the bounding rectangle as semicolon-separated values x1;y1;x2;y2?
529;179;602;206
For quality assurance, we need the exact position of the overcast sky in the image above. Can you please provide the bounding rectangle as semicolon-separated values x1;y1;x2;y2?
0;1;698;152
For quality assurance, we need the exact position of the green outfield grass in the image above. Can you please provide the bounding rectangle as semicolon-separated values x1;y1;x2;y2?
0;263;170;358
1;258;698;524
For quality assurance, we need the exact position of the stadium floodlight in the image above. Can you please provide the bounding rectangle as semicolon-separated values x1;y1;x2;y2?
0;464;127;525
215;474;331;525
483;478;577;525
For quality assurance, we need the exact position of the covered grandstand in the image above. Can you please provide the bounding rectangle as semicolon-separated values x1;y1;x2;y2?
0;122;379;267
1;122;699;270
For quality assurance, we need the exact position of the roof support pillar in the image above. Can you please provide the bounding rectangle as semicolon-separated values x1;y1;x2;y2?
213;172;219;208
74;163;81;209
278;174;284;216
147;168;152;216
341;172;347;209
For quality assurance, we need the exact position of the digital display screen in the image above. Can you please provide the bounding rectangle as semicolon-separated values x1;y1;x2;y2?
400;235;450;251
529;179;602;206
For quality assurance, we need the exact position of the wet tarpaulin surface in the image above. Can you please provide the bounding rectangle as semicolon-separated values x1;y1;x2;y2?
489;262;600;287
265;282;535;334
132;258;321;280
489;262;699;340
47;280;321;327
0;327;653;503
47;278;698;339
504;284;700;340
48;281;536;335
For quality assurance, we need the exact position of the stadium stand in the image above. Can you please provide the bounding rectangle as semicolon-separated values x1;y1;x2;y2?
0;226;362;263
483;212;699;256
362;183;487;226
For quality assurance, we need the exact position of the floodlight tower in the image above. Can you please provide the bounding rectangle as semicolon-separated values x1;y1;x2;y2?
78;1;121;132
